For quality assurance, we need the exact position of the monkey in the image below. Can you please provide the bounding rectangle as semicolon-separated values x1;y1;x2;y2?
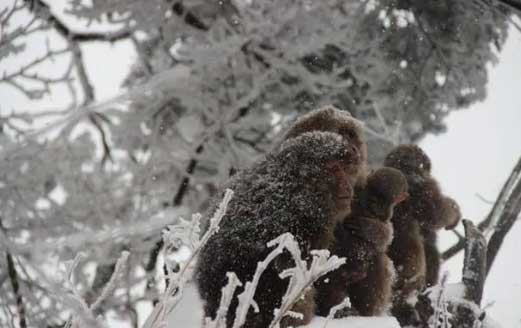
196;131;363;328
315;167;409;317
282;105;368;187
383;144;461;325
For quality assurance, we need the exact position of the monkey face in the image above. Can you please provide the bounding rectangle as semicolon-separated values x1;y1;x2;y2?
384;144;431;175
283;105;367;182
326;160;354;219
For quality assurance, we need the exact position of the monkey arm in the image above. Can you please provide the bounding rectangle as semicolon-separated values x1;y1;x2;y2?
440;196;461;230
415;178;461;231
422;230;441;287
389;221;427;297
348;254;394;316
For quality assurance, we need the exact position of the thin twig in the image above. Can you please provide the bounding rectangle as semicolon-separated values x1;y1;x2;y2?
1;218;27;328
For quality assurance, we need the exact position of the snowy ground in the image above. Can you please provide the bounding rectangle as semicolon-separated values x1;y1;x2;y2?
165;284;399;328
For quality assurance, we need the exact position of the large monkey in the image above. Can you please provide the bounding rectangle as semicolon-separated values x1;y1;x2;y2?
384;144;461;325
196;131;363;328
315;167;408;317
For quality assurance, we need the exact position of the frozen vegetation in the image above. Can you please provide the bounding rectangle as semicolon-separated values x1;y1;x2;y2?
1;0;521;327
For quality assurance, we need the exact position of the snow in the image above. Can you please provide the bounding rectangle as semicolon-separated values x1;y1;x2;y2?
166;283;400;328
305;316;399;328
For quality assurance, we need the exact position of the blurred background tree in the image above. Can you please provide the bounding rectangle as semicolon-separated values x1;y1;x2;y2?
0;0;517;327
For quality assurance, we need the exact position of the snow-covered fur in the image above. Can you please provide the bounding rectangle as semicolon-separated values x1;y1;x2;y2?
315;167;408;317
196;131;362;328
282;105;367;186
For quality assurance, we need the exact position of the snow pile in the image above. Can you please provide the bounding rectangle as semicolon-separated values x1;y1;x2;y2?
305;316;400;328
167;283;400;328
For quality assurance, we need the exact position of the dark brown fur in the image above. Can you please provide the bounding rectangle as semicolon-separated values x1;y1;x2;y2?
384;144;461;325
283;105;368;186
278;105;371;325
315;167;408;317
196;131;362;328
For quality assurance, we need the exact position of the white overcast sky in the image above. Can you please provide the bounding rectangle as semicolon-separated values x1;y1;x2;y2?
1;4;520;327
421;27;521;327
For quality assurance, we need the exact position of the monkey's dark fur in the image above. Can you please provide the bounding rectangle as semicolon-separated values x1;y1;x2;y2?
384;144;461;325
283;105;368;186
315;167;409;317
196;131;362;328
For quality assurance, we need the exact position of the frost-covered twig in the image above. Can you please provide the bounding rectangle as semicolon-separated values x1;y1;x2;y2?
142;189;234;328
90;251;130;313
205;272;242;328
228;232;344;328
27;0;133;43
321;297;351;328
269;246;345;328
64;251;129;328
231;233;294;328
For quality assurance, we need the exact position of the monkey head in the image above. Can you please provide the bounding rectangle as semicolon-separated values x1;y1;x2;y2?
283;105;367;185
442;197;462;230
277;131;360;222
365;167;409;221
384;144;431;175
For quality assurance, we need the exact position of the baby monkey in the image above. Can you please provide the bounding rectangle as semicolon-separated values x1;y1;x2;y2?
384;144;461;325
315;167;409;317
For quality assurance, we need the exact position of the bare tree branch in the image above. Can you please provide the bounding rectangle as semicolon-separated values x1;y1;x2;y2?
1;218;27;328
26;0;132;43
442;156;521;260
5;253;26;328
493;0;521;12
70;41;94;103
461;220;487;305
486;174;521;276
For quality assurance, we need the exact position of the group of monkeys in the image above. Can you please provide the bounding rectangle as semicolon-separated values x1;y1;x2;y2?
195;106;461;327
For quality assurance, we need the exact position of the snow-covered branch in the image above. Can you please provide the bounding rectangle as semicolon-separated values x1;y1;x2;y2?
142;189;234;328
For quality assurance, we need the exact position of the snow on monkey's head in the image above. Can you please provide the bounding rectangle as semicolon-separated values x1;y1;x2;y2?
283;105;367;186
